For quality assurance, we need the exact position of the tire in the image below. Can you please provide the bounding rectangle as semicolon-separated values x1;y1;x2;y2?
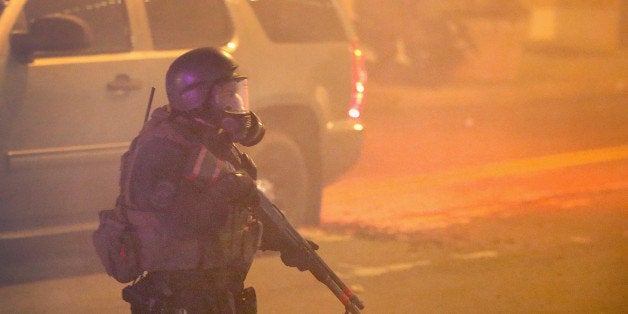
245;132;314;226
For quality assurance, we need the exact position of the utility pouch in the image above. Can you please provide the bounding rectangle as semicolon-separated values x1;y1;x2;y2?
236;287;257;314
122;277;164;312
93;208;142;283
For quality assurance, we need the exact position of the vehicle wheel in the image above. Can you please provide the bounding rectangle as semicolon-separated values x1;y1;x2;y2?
245;132;314;226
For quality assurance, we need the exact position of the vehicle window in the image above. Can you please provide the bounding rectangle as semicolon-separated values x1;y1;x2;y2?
22;0;132;57
144;0;233;50
249;0;346;42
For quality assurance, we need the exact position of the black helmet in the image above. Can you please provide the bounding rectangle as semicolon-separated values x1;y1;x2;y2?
165;47;241;113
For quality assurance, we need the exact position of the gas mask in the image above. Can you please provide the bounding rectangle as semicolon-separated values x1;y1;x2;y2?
209;78;265;147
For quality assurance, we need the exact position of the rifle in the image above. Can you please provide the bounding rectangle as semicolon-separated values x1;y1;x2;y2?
255;190;365;314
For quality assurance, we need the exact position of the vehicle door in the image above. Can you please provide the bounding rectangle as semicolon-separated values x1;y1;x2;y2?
1;0;235;232
2;0;147;231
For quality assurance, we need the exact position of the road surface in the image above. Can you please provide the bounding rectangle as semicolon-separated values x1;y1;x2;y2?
1;85;626;313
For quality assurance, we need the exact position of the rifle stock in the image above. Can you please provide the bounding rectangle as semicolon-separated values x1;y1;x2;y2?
255;190;365;313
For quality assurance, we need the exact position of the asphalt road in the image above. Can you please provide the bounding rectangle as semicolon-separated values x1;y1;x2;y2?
0;87;626;313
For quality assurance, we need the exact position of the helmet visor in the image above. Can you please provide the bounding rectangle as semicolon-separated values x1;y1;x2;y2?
212;78;250;114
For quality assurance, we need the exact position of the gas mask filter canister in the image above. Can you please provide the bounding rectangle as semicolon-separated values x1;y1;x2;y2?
212;78;264;146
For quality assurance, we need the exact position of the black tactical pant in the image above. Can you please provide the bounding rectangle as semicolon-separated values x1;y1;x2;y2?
123;270;256;313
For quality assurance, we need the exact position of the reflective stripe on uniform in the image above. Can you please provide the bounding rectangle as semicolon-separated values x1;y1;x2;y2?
186;146;208;181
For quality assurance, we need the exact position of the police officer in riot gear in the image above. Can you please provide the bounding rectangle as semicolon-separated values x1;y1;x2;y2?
165;46;265;147
116;47;307;313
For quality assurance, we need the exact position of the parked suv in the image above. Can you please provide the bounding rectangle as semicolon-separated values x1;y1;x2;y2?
0;0;366;234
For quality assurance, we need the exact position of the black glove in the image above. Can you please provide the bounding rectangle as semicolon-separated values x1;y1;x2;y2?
214;171;259;207
280;240;319;271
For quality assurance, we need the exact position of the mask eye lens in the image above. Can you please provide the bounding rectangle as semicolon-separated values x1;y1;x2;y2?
212;79;249;113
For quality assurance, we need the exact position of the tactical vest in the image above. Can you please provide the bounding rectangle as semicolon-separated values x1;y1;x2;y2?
119;107;261;273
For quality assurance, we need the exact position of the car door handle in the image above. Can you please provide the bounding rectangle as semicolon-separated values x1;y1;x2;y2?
107;73;141;93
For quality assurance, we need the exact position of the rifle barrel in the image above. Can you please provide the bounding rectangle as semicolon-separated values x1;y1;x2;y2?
255;191;365;312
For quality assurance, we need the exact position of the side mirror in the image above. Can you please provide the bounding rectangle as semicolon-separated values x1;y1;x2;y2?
10;14;92;63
